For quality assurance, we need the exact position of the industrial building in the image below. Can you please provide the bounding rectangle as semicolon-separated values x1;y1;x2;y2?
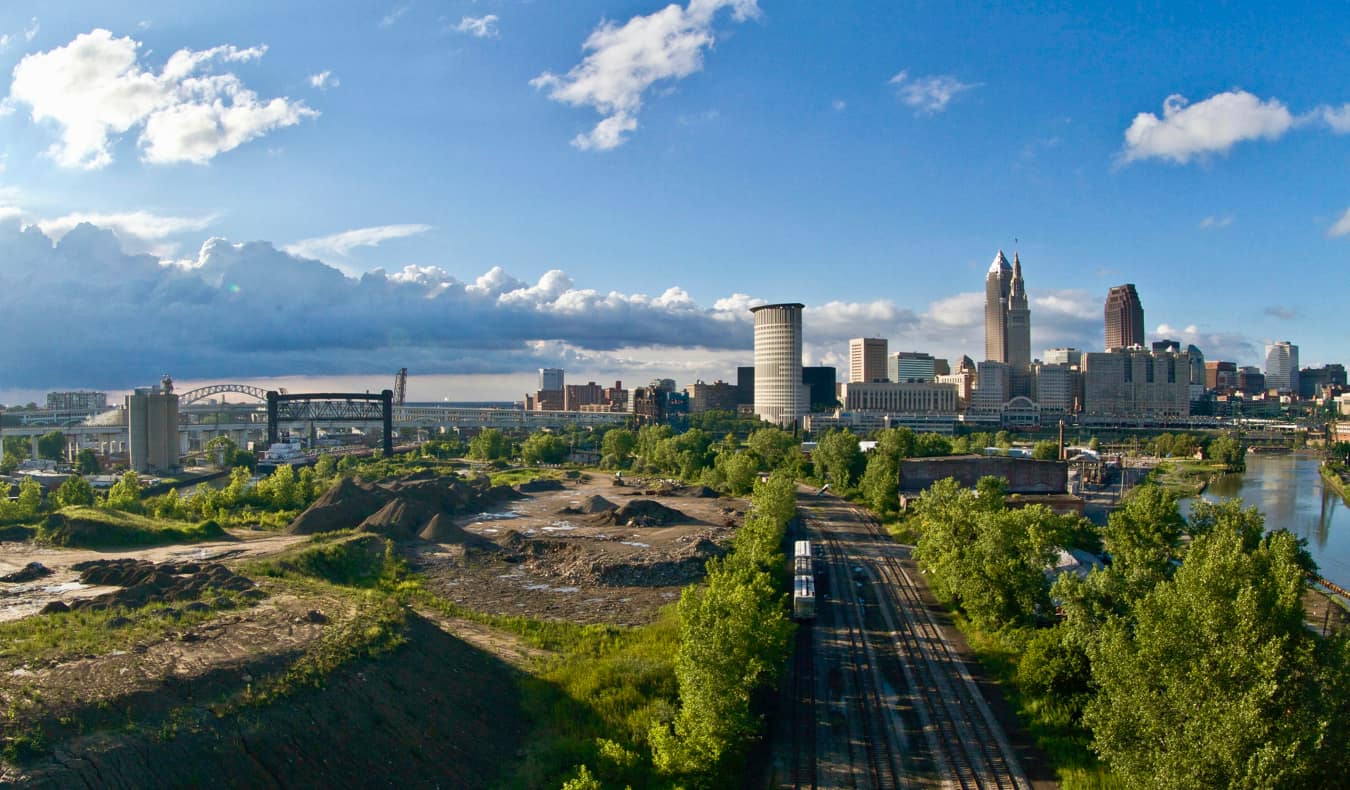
126;376;180;473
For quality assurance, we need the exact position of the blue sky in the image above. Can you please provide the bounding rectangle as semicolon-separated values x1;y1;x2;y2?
0;1;1346;403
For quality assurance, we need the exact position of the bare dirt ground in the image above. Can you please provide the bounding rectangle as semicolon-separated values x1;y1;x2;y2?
0;532;306;623
410;475;744;626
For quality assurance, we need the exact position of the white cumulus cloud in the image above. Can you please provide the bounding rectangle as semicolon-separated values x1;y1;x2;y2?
1319;104;1350;133
888;70;979;114
36;210;216;256
530;0;759;151
1121;90;1294;165
309;70;339;90
454;15;499;39
7;29;315;169
1329;207;1350;238
1199;215;1235;229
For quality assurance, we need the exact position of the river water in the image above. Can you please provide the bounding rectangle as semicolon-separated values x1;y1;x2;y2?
1183;453;1350;592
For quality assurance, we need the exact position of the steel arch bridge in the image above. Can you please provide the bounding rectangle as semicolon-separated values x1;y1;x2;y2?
178;384;276;406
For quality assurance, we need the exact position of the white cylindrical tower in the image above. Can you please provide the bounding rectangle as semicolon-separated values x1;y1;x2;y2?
752;302;805;427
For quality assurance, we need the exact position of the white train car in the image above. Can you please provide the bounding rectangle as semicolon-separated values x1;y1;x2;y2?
794;539;813;576
793;573;816;620
793;540;816;620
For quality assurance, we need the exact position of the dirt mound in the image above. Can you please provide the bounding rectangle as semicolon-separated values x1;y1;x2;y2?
0;525;35;542
515;478;565;493
685;485;720;498
287;476;388;534
62;559;265;612
12;614;527;789
358;498;439;540
417;514;502;554
289;473;500;536
487;484;525;501
539;535;727;587
593;498;692;527
558;494;617;515
1;561;53;582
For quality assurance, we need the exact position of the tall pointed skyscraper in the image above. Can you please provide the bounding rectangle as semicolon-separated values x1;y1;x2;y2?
984;250;1013;362
1006;252;1031;368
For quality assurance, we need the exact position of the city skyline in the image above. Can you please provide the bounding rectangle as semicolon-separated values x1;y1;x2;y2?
1;2;1348;402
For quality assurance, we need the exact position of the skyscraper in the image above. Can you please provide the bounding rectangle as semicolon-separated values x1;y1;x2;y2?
539;368;564;392
984;250;1012;362
849;337;888;382
752;303;806;426
1265;341;1299;393
1006;253;1031;368
984;250;1031;366
1105;284;1145;350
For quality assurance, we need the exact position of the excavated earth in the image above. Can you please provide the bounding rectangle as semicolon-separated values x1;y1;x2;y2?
410;474;744;625
0;469;745;785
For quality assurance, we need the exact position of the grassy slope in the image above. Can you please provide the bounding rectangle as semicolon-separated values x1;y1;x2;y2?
37;507;226;548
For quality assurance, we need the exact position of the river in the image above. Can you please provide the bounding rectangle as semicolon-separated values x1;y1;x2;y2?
1183;453;1350;592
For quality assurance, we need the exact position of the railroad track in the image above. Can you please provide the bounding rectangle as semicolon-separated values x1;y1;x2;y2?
799;494;1029;790
789;622;817;789
847;504;1028;790
812;520;905;789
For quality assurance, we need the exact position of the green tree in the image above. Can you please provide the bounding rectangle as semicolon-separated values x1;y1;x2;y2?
600;428;637;468
15;477;43;518
36;430;66;461
651;558;794;777
914;432;952;457
3;435;30;461
1329;441;1350;466
467;428;511;461
1085;511;1345;788
521;432;570;465
1207;434;1245;471
257;464;299;509
104;471;143;511
314;453;338;478
860;450;899;515
746;426;797;470
1101;484;1186;605
874;427;917;460
814;429;863;489
76;448;101;475
55;475;96;508
712;450;759;495
1031;440;1059;460
994;430;1012;449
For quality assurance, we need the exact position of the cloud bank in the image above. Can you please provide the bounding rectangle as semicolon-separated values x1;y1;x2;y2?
7;29;315;169
530;0;759;150
0;220;1268;389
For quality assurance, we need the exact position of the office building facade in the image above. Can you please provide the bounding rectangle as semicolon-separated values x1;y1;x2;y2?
752;303;807;426
1104;284;1145;350
1265;341;1299;393
984;251;1031;365
849;337;889;383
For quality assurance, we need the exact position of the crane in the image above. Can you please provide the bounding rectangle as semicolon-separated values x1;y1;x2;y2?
393;368;408;406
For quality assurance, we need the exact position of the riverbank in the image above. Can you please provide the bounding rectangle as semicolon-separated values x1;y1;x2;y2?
1151;458;1232;496
1320;462;1350;507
